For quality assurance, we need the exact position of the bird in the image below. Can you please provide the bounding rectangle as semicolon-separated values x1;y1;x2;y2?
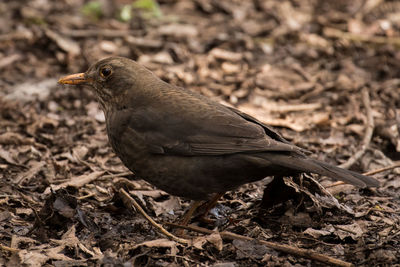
58;56;379;216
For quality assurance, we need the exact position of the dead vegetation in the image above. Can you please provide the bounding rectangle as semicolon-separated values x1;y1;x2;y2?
0;0;399;266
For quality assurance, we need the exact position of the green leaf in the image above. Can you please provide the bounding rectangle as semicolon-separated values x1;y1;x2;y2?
82;1;103;20
132;0;162;18
119;5;132;22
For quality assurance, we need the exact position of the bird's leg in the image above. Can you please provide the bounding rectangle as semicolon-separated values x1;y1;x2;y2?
195;192;225;223
180;200;204;227
179;192;225;225
175;200;203;236
175;193;225;236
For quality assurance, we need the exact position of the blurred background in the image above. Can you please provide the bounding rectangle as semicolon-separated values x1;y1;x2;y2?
0;0;399;266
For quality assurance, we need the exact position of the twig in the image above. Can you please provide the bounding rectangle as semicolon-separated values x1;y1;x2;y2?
363;161;400;176
118;188;189;245
166;223;353;267
60;29;141;38
99;171;133;180
0;243;20;253
324;27;400;48
77;192;96;200
0;54;22;69
339;88;374;169
325;161;400;188
325;181;346;188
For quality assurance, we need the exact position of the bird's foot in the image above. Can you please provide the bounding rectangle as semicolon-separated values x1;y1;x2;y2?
174;193;225;236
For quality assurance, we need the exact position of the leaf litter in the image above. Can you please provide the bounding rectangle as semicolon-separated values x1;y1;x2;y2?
0;0;399;266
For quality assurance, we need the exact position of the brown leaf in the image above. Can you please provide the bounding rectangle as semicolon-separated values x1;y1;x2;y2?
45;29;81;56
303;227;332;238
209;48;243;62
137;239;179;256
0;132;34;145
0;147;22;166
14;161;45;184
44;171;105;194
206;232;223;251
152;197;181;217
158;24;198;38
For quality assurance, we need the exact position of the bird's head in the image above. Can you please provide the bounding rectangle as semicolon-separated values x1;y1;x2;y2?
58;57;153;111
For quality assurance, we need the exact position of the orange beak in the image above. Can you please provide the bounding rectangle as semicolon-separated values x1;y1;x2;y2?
58;73;91;85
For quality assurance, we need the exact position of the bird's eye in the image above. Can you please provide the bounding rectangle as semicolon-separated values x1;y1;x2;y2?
100;66;112;78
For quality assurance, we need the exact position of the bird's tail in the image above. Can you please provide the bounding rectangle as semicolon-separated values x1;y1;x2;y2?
266;154;379;188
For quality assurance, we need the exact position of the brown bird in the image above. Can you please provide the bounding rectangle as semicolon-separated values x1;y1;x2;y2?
58;57;378;208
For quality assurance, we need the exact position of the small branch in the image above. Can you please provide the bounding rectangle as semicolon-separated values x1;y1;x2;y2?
166;223;353;267
0;54;22;70
325;181;345;188
324;27;400;48
0;243;20;253
339;88;374;169
60;29;141;38
119;189;189;245
327;160;400;188
363;161;400;176
99;171;132;180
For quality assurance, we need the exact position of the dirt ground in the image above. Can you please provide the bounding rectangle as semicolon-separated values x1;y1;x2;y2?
0;0;399;266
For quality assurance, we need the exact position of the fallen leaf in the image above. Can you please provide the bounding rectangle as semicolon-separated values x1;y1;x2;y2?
335;222;364;240
44;171;105;194
158;24;198;38
152;197;180;216
206;232;223;251
303;227;332;238
137;239;178;256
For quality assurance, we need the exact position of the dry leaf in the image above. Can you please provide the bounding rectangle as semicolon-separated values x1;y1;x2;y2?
44;171;105;194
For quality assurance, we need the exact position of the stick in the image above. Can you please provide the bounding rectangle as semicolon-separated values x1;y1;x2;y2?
363;161;400;176
0;243;19;253
339;88;374;169
324;27;400;48
99;171;132;180
326;161;400;188
166;223;353;267
119;189;189;245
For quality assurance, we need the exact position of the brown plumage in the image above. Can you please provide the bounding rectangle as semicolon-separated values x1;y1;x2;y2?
59;57;379;200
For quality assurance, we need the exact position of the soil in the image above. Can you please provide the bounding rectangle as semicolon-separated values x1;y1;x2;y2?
0;0;399;266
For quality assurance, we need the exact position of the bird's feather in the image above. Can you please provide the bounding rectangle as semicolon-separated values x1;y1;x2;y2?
124;88;304;157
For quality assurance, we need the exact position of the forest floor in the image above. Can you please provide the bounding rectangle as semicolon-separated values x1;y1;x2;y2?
0;0;399;266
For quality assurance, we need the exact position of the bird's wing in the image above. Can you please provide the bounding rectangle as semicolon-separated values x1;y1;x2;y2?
123;93;305;156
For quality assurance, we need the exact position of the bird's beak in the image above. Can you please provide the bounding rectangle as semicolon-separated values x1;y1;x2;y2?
58;73;91;85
